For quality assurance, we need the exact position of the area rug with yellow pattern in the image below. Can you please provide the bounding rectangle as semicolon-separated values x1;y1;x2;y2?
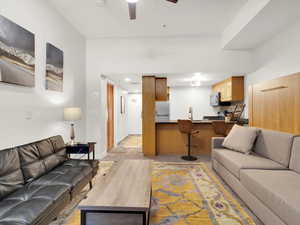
55;161;256;225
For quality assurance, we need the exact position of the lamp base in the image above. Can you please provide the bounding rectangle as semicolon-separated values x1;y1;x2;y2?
69;140;76;146
69;123;76;146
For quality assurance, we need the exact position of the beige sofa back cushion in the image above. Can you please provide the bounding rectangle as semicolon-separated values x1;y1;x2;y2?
289;136;300;173
222;125;258;154
254;129;295;167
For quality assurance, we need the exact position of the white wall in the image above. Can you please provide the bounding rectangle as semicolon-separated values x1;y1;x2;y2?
86;36;253;157
127;94;142;135
114;85;128;144
85;74;129;158
86;37;253;74
244;19;300;116
170;86;217;120
0;0;86;149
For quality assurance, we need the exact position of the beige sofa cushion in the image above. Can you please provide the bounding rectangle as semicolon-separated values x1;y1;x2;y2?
254;129;295;167
212;148;286;179
222;125;258;154
241;170;300;225
290;136;300;174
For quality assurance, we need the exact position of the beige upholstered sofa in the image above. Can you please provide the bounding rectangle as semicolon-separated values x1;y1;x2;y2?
212;128;300;225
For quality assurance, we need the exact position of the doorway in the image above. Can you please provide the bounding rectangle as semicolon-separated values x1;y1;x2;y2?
107;83;114;151
110;93;143;154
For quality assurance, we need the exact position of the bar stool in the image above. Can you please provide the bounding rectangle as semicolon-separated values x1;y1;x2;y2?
178;120;199;161
212;120;228;137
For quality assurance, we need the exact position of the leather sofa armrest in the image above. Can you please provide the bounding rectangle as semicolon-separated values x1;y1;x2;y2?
212;137;225;149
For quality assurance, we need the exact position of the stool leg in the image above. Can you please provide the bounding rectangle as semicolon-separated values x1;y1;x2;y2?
181;133;197;161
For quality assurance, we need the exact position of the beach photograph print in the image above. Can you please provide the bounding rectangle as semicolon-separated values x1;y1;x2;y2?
46;43;63;92
0;15;35;87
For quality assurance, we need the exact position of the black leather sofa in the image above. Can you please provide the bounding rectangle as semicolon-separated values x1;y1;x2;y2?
0;136;98;225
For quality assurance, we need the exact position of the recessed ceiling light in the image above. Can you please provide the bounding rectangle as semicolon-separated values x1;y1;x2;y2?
191;81;201;87
96;0;106;7
125;78;131;82
126;0;139;3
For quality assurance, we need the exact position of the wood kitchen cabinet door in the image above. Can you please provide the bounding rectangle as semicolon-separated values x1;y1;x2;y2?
221;79;231;101
213;76;244;102
155;78;168;101
220;83;227;102
231;77;244;101
226;80;232;100
212;83;220;93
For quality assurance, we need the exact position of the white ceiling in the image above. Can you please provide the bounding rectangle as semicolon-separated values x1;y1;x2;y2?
223;0;300;50
49;0;247;38
106;72;232;92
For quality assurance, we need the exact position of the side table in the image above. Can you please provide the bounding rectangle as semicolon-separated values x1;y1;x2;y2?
66;142;96;160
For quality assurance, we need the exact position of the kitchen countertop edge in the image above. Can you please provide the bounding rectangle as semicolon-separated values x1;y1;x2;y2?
156;120;235;124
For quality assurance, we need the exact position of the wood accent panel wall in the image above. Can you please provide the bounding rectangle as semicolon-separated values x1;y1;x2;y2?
249;73;300;134
142;76;156;156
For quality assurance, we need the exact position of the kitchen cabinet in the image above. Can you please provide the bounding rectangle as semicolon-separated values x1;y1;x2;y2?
155;78;168;101
212;76;244;102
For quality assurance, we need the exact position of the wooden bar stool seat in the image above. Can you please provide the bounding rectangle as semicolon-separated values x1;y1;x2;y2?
178;120;199;161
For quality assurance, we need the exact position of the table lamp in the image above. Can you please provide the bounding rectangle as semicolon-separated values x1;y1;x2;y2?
64;107;82;145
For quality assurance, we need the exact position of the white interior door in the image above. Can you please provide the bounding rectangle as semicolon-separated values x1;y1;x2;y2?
127;94;142;135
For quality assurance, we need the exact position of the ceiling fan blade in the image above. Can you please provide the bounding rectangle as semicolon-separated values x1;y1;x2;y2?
128;3;136;20
166;0;178;3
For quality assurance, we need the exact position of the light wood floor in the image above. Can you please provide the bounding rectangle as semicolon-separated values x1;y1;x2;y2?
111;135;142;153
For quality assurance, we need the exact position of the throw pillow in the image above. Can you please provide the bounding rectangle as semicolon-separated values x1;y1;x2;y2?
222;125;258;154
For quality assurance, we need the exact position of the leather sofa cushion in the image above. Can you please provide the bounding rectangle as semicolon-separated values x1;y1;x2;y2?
18;144;46;183
54;148;67;163
0;183;68;225
18;137;67;183
63;159;99;170
50;168;88;188
48;136;67;170
36;139;54;157
37;138;66;172
212;148;286;179
62;160;98;178
43;154;62;172
253;129;296;167
31;162;93;190
50;136;66;152
289;136;300;174
0;148;24;200
240;170;300;225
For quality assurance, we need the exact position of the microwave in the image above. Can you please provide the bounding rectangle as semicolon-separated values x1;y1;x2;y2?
210;92;231;107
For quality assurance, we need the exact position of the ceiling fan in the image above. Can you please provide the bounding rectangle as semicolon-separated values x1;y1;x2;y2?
126;0;178;20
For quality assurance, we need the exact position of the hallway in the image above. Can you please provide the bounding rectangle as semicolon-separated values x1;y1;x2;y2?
111;135;142;153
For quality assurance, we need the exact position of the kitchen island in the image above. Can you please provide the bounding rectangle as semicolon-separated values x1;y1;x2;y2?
156;120;234;155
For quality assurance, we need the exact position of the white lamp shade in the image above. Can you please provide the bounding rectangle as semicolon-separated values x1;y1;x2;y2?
64;107;82;121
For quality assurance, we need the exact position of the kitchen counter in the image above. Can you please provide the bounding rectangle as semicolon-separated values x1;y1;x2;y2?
156;120;234;155
156;119;235;124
